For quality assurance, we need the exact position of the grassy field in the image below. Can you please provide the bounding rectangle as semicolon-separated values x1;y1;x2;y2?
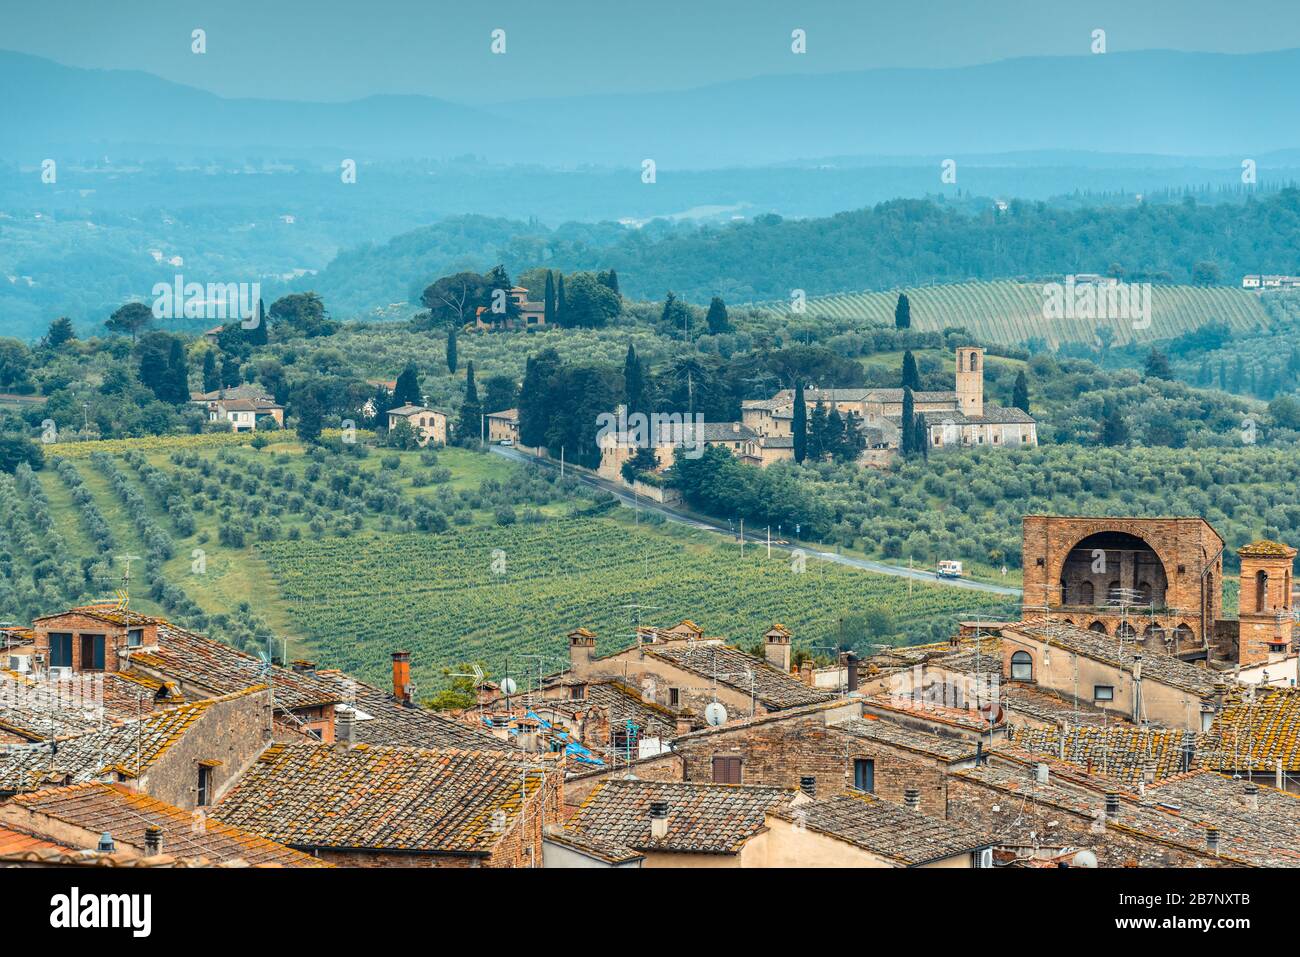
765;280;1272;348
8;434;1012;690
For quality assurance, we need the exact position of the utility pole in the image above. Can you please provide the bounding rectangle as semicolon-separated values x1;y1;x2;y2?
560;446;565;478
767;525;772;559
739;519;744;559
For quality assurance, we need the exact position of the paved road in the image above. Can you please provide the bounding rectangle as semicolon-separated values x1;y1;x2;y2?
489;445;1023;598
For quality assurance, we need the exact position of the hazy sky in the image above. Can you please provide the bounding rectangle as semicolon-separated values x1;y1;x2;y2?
5;0;1300;103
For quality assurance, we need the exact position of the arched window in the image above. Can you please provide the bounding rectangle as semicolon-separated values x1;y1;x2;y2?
1010;651;1033;681
1088;621;1108;634
1136;581;1152;603
1107;581;1122;602
1256;570;1269;613
1078;581;1094;605
1116;621;1136;640
969;352;979;371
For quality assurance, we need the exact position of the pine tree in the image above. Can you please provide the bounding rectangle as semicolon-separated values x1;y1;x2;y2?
894;292;911;330
705;296;730;335
901;388;916;454
1012;370;1030;412
901;350;920;391
201;350;220;393
1143;348;1172;380
446;325;458;375
45;317;76;349
544;270;556;326
623;343;645;416
458;361;482;444
792;380;807;463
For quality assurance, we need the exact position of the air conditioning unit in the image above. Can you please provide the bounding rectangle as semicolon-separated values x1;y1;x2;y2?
8;655;29;673
48;666;72;681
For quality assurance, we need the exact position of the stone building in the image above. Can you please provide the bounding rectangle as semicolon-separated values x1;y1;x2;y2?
386;405;448;447
1021;515;1226;654
1021;515;1298;672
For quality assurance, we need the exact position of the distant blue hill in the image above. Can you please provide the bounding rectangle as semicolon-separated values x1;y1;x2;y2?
3;48;1299;166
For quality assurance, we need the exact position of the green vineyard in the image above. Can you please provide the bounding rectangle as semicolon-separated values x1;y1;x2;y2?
765;280;1272;347
259;518;1014;692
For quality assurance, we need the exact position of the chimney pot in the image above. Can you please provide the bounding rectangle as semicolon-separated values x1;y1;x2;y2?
799;775;816;797
1206;826;1220;854
144;825;163;857
1104;793;1120;818
337;710;356;747
97;831;115;853
1035;762;1050;785
903;788;920;811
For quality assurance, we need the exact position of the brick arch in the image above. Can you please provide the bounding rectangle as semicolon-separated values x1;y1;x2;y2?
1087;620;1110;634
1049;523;1173;606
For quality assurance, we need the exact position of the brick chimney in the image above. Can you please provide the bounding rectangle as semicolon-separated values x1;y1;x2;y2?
391;651;411;703
674;710;694;736
568;628;597;673
799;658;814;686
763;624;792;673
903;788;920;811
840;651;859;693
144;825;162;857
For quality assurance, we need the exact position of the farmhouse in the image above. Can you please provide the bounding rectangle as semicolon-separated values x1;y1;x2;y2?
474;286;547;332
387;405;448;447
189;385;283;432
485;408;520;443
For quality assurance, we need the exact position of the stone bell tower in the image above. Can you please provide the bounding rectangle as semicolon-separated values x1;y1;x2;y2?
1237;540;1296;666
955;347;984;418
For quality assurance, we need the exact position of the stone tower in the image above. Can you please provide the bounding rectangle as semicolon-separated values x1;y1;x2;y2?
1236;540;1296;666
955;347;984;418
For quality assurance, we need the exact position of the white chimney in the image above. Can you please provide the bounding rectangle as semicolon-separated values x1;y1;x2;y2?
649;801;669;840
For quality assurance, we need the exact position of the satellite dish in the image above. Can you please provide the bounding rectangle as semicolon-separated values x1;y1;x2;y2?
500;677;518;696
704;702;728;727
1072;849;1098;869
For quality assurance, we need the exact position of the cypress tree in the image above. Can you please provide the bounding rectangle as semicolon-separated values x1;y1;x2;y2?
458;361;482;444
1012;370;1030;412
544;270;556;325
894;292;911;330
792;380;807;463
914;413;929;458
446;324;458;374
901;387;916;454
901;350;920;391
166;337;189;404
603;269;620;296
623;343;645;416
394;362;422;407
297;387;323;444
247;298;269;346
556;274;567;326
202;350;220;393
705;296;730;334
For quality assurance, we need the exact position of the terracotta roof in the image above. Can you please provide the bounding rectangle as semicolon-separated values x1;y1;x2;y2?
775;793;989;865
486;408;519;422
567;779;790;854
5;783;327;867
1201;686;1300;772
644;643;833;711
0;690;263;793
387;405;442;417
127;623;341;711
1007;725;1190;787
831;716;982;763
34;606;160;628
1145;771;1300;867
918;406;1036;426
1238;540;1298;558
312;670;516;751
190;385;274;403
0;670;181;741
213;744;557;855
0;822;72;856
